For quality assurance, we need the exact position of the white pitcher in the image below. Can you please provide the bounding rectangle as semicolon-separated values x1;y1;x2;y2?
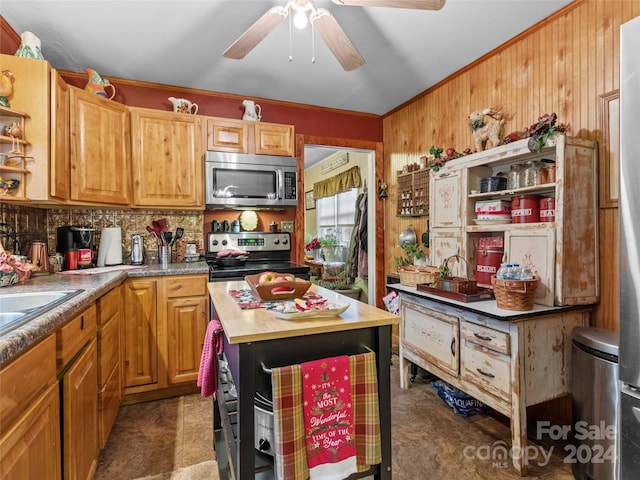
169;97;198;114
242;100;262;122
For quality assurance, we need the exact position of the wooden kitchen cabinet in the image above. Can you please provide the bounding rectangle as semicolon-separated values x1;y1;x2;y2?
398;293;590;475
253;122;294;156
0;55;69;203
69;86;130;205
206;117;249;153
130;107;203;209
57;304;99;480
205;116;295;156
429;135;598;306
123;278;158;389
50;69;70;201
96;285;123;449
0;334;60;480
123;274;208;399
165;275;208;385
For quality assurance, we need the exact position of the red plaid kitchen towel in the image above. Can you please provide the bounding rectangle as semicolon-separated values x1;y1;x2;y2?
271;352;381;480
272;364;309;480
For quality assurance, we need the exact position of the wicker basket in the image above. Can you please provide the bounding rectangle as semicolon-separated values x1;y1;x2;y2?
491;275;540;311
436;255;477;294
398;265;439;287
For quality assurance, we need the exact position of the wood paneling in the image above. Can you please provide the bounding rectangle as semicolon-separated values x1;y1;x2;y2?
383;0;640;330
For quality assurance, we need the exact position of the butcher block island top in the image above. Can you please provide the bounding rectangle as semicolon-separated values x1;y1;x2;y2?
207;280;399;344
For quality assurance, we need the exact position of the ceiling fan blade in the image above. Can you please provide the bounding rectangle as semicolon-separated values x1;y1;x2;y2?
331;0;445;10
311;8;365;71
223;6;288;59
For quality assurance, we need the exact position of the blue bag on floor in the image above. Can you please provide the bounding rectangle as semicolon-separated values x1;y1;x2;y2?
431;379;487;417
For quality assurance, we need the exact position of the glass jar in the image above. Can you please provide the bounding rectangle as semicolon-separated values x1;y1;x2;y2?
522;160;542;187
507;164;523;189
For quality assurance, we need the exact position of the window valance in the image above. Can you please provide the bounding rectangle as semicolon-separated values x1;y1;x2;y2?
313;166;361;199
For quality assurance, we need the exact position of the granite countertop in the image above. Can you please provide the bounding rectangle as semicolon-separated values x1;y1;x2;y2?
0;261;209;367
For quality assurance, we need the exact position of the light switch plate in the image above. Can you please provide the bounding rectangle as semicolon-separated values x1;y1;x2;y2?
281;221;294;232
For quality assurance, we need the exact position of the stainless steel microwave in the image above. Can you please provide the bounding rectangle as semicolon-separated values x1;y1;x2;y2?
205;151;298;209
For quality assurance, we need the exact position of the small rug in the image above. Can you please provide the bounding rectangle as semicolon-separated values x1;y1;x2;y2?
131;460;218;480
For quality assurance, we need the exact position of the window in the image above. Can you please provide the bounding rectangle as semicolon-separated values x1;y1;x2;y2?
316;188;358;246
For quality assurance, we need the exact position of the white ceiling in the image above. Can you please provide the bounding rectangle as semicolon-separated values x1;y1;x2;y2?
1;0;572;116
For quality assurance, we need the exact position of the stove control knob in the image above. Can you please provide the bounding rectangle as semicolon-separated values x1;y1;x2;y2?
273;239;280;245
282;238;288;245
212;240;219;246
258;438;270;452
221;240;228;246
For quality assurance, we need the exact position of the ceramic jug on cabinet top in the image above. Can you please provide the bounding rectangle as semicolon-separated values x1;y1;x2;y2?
168;97;198;114
242;100;261;122
84;68;116;100
15;31;45;60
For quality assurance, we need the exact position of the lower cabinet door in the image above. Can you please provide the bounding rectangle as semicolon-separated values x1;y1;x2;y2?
166;296;207;385
401;300;459;377
0;382;61;480
62;338;98;480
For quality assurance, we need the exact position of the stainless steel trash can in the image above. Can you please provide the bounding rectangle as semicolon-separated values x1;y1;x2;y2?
572;327;619;480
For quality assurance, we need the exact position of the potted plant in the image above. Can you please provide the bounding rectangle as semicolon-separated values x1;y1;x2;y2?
320;231;343;263
396;243;429;267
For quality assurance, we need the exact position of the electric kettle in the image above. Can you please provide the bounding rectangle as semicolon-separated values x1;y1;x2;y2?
131;234;145;265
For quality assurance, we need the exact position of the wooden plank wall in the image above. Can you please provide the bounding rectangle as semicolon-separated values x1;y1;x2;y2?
383;0;640;332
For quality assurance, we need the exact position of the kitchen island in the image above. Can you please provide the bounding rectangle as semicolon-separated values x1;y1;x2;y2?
208;280;399;480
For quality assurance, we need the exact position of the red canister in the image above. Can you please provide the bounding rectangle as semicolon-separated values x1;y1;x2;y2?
511;195;540;223
540;197;556;222
475;248;504;287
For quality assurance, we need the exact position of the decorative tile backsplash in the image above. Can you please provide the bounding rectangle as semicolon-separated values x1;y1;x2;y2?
1;202;204;258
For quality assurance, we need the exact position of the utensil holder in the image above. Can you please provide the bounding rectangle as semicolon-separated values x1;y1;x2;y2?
158;245;171;268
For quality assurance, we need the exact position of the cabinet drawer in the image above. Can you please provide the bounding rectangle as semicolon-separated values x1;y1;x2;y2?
97;286;121;326
460;321;510;355
57;304;97;370
461;341;511;401
98;314;120;386
165;275;207;298
0;334;56;429
401;300;458;377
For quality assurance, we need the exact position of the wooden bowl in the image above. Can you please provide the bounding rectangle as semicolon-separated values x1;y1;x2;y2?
244;273;311;301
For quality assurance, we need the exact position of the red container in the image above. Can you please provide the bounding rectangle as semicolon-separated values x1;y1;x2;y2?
511;195;540;223
475;248;504;287
540;197;556;222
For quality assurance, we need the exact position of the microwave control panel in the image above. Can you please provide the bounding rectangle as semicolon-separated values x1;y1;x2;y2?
284;172;297;200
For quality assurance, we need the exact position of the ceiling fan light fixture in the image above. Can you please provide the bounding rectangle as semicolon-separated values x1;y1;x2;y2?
293;8;308;29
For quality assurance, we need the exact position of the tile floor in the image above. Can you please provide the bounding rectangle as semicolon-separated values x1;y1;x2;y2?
95;355;574;480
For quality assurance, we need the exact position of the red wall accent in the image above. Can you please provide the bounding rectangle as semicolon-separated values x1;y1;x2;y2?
1;16;382;141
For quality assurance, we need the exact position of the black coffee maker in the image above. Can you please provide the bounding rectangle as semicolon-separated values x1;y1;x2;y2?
56;226;96;268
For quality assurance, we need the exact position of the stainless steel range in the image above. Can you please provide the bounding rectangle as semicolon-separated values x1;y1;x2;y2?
205;231;310;282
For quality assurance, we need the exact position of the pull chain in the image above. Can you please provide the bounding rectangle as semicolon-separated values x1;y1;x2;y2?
311;20;316;64
288;10;293;62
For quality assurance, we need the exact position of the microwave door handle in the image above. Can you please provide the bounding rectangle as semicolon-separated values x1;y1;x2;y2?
277;169;284;199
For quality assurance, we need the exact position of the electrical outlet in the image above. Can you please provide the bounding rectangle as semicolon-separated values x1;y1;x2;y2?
281;221;294;233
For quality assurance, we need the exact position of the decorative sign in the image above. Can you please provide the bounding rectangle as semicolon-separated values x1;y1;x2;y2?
321;153;349;175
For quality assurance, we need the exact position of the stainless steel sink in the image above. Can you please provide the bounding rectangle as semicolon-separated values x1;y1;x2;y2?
0;289;84;335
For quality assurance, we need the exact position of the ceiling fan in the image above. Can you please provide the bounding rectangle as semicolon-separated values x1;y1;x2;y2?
223;0;446;71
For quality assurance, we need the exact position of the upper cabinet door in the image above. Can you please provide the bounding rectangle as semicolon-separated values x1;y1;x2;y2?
70;87;130;205
130;108;203;209
50;69;69;201
207;118;248;153
254;123;294;156
430;170;462;228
